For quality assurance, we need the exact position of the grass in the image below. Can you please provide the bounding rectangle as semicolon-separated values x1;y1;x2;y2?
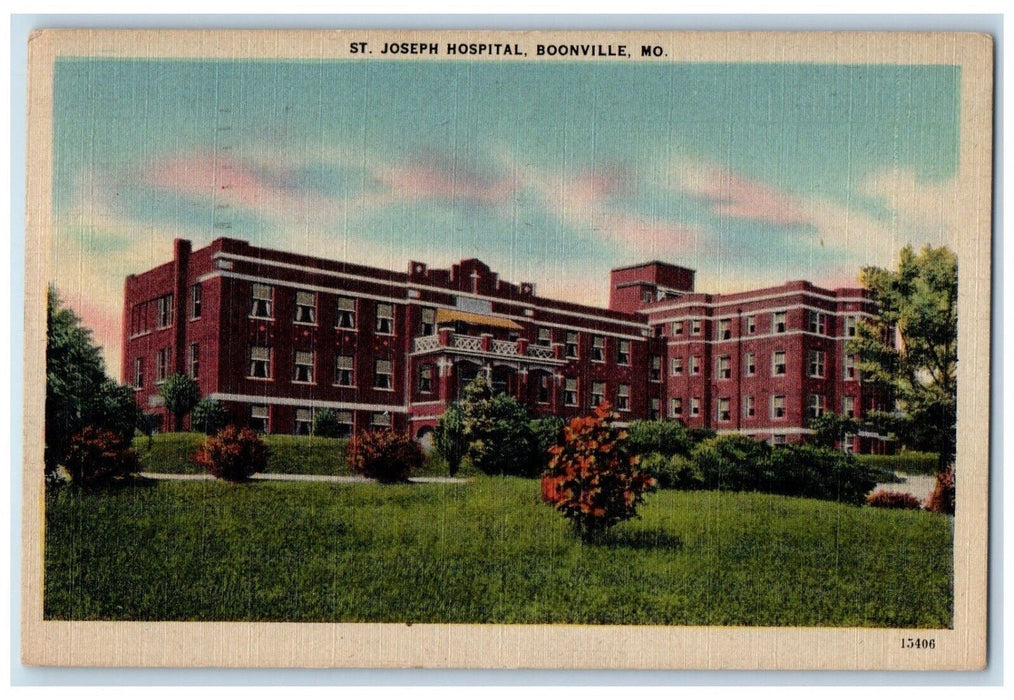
133;432;453;477
857;452;941;476
45;477;953;626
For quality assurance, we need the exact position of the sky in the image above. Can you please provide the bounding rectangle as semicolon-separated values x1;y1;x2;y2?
50;57;962;379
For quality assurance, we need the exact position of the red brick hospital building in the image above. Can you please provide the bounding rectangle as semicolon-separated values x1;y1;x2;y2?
122;237;890;452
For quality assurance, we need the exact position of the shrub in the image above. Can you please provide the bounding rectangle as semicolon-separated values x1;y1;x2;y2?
692;434;772;492
924;467;955;515
64;426;140;486
626;420;692;458
191;399;229;435
313;409;350;439
529;416;565;472
764;444;877;506
867;490;923;510
348;429;423;483
541;403;656;541
856;451;940;476
158;373;201;431
193;426;268;482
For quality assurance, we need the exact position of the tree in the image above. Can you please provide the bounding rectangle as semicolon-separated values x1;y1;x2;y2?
158;373;201;431
46;287;137;476
808;411;860;450
849;245;957;469
191;398;229;435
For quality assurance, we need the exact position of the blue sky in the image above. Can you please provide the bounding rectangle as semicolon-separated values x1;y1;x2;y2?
50;57;962;377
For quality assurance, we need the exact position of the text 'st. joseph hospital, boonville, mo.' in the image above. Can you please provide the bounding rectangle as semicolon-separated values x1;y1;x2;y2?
123;237;891;452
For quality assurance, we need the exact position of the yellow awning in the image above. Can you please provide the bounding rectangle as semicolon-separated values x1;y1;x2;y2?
435;308;522;330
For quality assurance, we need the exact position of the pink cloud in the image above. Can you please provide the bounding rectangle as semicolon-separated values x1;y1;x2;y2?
374;160;515;205
674;163;812;227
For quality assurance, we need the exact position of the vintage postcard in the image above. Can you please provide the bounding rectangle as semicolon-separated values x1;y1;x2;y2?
22;29;993;670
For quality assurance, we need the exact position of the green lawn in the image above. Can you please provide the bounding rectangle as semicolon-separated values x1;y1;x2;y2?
45;477;952;626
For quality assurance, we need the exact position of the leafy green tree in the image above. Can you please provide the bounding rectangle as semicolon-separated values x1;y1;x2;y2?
191;398;229;435
626;419;692;458
46;287;137;476
433;400;469;476
158;373;201;432
850;245;957;469
808;411;861;450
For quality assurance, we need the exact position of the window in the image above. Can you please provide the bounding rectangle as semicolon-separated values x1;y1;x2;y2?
772;351;787;376
690;397;700;417
132;358;144;389
190;284;202;319
332;410;353;438
842;395;856;419
419;307;436;336
565;332;579;358
716;397;731;422
649;355;661;382
537;327;552;346
743;395;755;418
690;355;701;375
250;284;273;318
650;398;660;421
717;319;731;340
691;318;702;335
375;303;394;334
808;310;827;334
250;405;269;434
641;288;653;303
808;350;826;378
671;320;684;335
156;293;174;328
717;355;731;379
293;351;314;383
188;343;199;379
564;378;578;406
336;296;357;329
616;384;630;411
843;353;857;381
771;394;786;419
617;339;631;365
773;311;787;333
670;397;683;417
744;353;756;376
670;356;683;376
294;290;316;324
746;315;756;334
371;412;391;428
374;359;393;389
295;408;314;436
130;302;149;335
807;394;825;419
591;335;605;362
248;346;271;379
537;374;551;404
156;347;171;384
591;381;606;407
417;364;433;393
335;354;355;386
772;434;787;446
845;315;858;337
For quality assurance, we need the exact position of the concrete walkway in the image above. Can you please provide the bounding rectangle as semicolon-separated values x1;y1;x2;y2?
139;472;470;484
873;473;938;503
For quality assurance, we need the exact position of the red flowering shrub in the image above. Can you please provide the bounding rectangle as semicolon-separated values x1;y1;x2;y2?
64;425;140;486
866;490;922;510
924;467;955;515
348;429;422;483
193;426;268;482
541;403;657;541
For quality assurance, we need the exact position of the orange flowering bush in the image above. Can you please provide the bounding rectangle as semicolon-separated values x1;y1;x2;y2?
541;403;656;541
866;490;922;510
64;425;140;486
348;429;422;483
193;425;268;482
925;467;955;515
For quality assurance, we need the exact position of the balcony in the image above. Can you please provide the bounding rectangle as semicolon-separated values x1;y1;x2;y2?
412;332;565;365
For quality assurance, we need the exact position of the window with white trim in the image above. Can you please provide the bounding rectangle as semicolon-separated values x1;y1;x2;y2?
690;355;701;375
156;347;171;384
744;352;756;376
294;290;316;324
716;397;731;422
336;296;357;329
772;350;787;376
564;378;578;406
294;408;314;436
842;395;856;419
690;397;700;417
189;343;199;379
808;350;826;378
417;364;434;393
133;357;144;389
419;307;436;336
591;335;605;362
333;410;353;438
375;302;394;334
537;327;552;346
808;310;827;334
565;331;579;358
671;320;684;335
371;412;392;428
716;355;731;379
616;384;630;411
649;355;661;382
335;354;355;386
807;394;825;419
773;310;787;333
250;284;273;319
293;351;314;384
248;346;271;379
843;353;857;381
670;397;683;417
156;293;174;329
617;339;631;365
771;394;786;419
746;315;756;334
772;434;787;446
650;397;660;420
190;284;202;319
691;318;702;335
717;319;731;340
374;359;393;390
845;315;858;337
250;405;269;434
591;381;606;408
670;356;683;376
537;374;551;404
743;395;755;418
